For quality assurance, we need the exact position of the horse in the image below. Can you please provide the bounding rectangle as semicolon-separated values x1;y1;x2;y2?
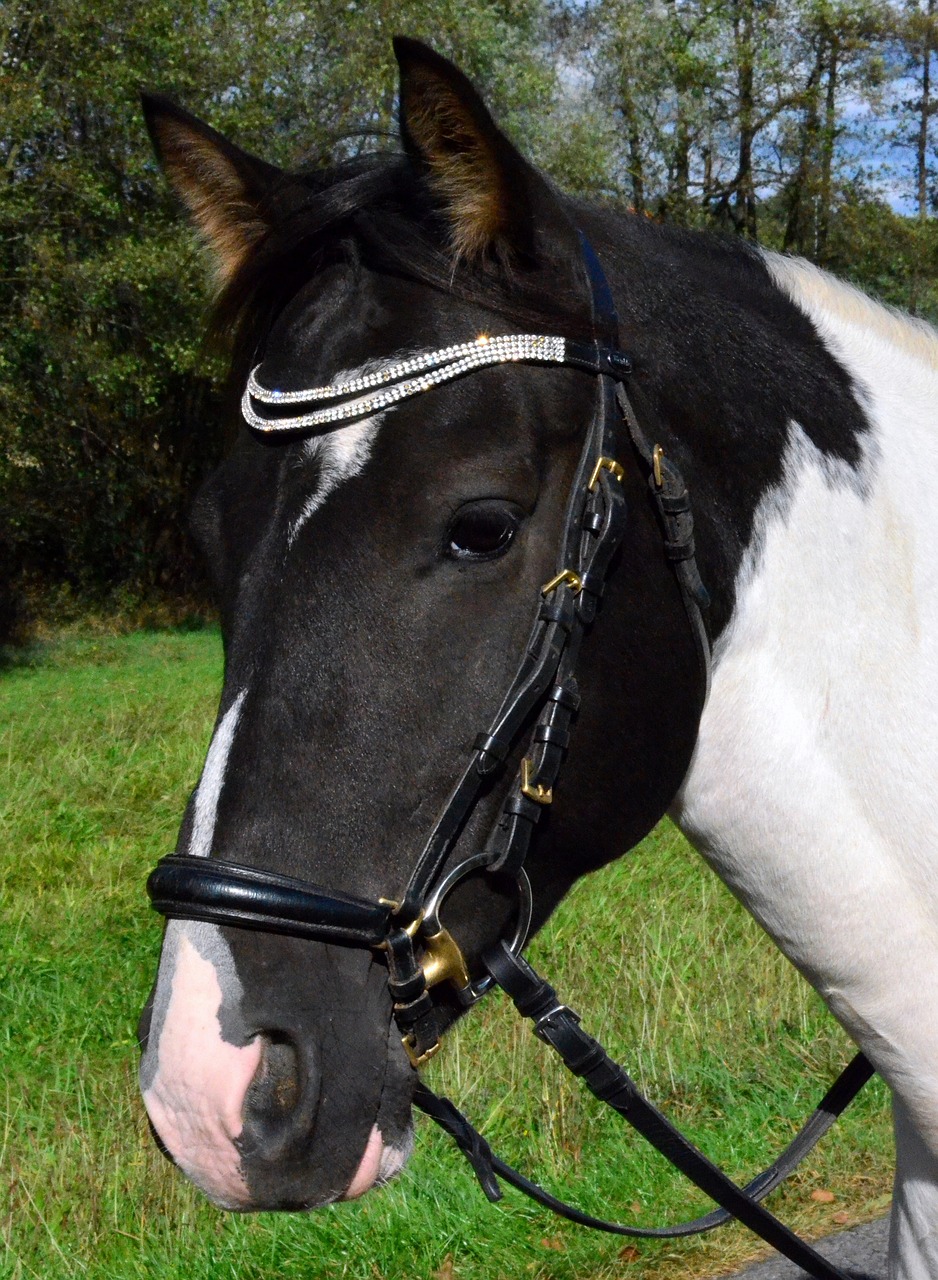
137;38;938;1280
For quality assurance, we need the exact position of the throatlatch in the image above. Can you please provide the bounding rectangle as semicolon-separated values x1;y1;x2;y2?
146;232;871;1280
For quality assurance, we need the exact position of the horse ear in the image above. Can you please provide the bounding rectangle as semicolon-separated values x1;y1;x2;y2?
393;37;567;263
142;94;284;287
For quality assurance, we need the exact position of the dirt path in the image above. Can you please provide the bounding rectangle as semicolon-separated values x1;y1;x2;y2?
729;1219;888;1279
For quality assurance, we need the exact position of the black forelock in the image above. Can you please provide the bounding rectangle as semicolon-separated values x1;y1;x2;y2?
213;149;596;397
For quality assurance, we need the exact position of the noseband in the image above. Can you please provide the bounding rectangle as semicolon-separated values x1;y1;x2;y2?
146;236;869;1280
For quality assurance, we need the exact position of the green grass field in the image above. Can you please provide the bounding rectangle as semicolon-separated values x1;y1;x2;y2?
1;630;893;1280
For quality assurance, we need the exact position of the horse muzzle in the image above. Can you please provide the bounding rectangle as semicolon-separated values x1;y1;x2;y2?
138;919;415;1210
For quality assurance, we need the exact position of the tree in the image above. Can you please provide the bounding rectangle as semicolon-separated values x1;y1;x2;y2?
777;1;891;260
894;0;938;309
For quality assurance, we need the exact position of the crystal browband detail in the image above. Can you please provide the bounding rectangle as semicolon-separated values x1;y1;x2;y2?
241;333;567;433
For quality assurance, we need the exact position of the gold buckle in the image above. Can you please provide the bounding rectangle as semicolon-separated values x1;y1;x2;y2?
520;757;553;805
382;908;472;1069
540;569;582;597
588;456;625;492
375;903;423;949
652;444;665;488
378;905;467;990
401;1032;442;1069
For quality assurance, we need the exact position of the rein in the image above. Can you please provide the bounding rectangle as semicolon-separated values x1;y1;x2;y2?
146;236;871;1279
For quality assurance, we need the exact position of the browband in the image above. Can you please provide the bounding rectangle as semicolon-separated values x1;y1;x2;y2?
241;333;632;434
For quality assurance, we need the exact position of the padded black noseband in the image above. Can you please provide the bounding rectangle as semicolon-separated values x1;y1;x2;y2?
145;235;869;1280
148;855;394;946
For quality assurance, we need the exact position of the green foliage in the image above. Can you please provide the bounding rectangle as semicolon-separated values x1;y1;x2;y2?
0;225;217;604
818;185;938;317
757;180;938;319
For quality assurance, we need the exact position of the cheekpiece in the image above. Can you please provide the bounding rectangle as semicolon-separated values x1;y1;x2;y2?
241;333;567;433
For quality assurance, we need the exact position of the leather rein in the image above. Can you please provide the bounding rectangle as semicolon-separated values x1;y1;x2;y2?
146;236;872;1279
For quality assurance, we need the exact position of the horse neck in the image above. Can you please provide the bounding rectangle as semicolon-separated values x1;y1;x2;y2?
590;214;878;643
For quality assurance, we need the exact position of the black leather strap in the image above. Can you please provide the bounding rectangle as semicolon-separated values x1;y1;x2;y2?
146;855;393;946
415;1050;872;1242
614;379;712;697
474;943;866;1279
557;339;633;380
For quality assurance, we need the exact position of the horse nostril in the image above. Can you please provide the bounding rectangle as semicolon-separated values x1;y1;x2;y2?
246;1034;303;1123
240;1033;322;1168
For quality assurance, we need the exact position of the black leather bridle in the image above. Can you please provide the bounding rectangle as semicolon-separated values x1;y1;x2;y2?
146;235;872;1279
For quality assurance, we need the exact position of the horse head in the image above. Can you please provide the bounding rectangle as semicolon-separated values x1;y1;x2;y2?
137;39;703;1212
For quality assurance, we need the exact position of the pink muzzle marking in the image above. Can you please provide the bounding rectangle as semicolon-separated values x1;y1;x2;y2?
143;931;401;1208
342;1125;384;1199
142;933;263;1208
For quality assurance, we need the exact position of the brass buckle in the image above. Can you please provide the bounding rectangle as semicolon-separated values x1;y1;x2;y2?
375;902;423;949
401;1033;441;1069
520;757;553;805
380;902;470;1067
540;569;582;597
588;456;625;492
379;902;468;990
652;444;665;488
397;925;466;1069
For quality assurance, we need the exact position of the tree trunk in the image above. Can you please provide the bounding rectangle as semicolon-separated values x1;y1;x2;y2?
917;0;935;221
816;31;840;263
618;72;646;214
782;41;826;255
911;0;935;314
669;107;691;224
733;0;758;239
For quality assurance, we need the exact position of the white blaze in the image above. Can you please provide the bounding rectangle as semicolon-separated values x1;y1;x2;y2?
190;689;248;858
288;413;384;545
285;357;397;547
141;689;260;1206
142;399;407;1205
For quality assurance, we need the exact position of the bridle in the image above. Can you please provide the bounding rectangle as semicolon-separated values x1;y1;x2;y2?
146;235;871;1280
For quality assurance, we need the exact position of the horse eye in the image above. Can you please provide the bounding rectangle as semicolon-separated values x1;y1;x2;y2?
446;501;522;561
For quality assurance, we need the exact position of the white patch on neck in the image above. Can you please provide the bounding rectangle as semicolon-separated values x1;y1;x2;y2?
189;689;247;858
762;249;938;372
713;421;873;667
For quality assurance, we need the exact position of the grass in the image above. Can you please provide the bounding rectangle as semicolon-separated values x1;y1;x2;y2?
0;629;893;1280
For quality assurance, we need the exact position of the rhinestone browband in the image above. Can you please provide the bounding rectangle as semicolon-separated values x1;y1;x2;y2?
241;333;567;433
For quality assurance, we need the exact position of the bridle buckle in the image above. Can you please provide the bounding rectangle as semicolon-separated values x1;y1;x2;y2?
587;455;625;492
540;569;583;597
520;757;553;805
420;925;471;991
652;444;665;488
402;1032;442;1069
